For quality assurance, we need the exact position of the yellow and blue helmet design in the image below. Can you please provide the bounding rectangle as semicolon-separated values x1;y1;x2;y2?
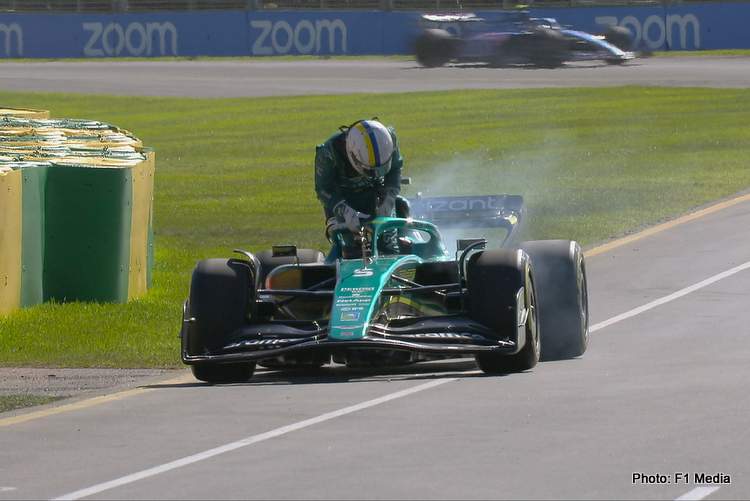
345;119;395;179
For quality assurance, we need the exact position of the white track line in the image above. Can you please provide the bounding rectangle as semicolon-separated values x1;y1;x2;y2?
598;263;750;501
675;486;721;500
52;260;750;500
591;260;750;333
51;378;454;501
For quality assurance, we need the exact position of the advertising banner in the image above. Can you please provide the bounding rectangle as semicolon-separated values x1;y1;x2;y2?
0;3;746;58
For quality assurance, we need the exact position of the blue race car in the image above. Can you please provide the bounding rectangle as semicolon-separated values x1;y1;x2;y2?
415;11;635;68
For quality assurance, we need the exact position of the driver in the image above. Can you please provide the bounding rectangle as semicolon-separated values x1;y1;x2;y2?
315;118;404;256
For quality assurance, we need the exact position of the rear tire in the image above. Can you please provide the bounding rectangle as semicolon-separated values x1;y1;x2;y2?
415;29;459;68
528;28;566;68
490;36;521;67
520;240;588;361
467;249;540;374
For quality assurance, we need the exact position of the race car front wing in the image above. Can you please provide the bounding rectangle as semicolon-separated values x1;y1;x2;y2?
180;315;518;365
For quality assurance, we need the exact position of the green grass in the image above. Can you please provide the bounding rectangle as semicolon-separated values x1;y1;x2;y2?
0;394;64;413
0;87;748;368
653;49;750;57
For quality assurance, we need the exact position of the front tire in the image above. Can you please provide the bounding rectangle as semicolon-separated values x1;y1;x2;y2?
192;363;255;384
604;25;633;51
520;240;588;361
259;352;330;372
467;249;540;374
185;258;256;383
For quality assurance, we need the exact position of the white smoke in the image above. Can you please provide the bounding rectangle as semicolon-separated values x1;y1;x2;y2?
404;131;572;252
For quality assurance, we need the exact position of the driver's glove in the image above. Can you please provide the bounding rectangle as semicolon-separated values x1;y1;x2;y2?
376;189;398;217
333;201;363;233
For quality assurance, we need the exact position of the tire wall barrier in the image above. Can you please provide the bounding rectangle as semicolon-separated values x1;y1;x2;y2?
0;165;22;314
0;2;747;58
0;109;154;315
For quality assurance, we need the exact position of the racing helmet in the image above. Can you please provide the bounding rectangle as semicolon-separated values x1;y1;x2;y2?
345;119;394;179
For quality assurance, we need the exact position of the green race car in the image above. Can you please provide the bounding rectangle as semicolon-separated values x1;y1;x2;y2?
180;194;588;383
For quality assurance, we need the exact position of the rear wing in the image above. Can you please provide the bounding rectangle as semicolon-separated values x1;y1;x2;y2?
420;11;532;28
420;13;482;23
409;194;524;236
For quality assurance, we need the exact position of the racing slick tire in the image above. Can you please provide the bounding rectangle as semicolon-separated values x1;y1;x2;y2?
520;240;588;361
415;29;459;68
528;27;566;68
604;25;634;51
192;363;255;384
467;249;540;374
259;352;330;372
489;36;523;67
604;57;627;65
186;258;256;383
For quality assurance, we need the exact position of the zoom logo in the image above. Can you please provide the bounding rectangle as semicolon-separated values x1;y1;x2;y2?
250;19;347;55
82;21;178;57
0;23;22;56
596;14;700;50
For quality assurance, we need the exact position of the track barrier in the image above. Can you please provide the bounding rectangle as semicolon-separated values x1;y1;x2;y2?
0;3;747;58
0;109;154;315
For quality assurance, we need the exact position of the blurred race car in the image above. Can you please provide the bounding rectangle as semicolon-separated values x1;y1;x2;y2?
415;11;635;68
180;191;589;384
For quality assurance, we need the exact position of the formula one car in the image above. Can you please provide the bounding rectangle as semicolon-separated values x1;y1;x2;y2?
180;193;588;383
415;11;634;68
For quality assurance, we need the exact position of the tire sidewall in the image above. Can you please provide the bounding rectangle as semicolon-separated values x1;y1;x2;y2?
468;249;540;373
186;258;252;356
415;29;458;67
520;240;588;361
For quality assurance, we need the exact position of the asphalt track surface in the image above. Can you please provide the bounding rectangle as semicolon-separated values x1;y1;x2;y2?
1;56;749;97
2;194;749;500
1;58;748;500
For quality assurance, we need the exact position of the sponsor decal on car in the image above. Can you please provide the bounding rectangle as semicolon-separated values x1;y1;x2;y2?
397;332;487;341
353;268;374;277
340;310;361;321
225;338;303;351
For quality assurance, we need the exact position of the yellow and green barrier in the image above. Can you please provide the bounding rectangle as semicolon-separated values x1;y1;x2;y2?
0;167;22;314
0;110;154;315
